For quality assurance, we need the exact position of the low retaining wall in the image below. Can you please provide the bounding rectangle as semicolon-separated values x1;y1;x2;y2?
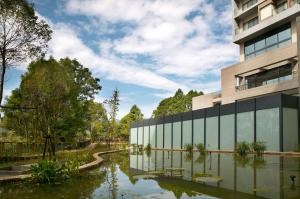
0;149;124;184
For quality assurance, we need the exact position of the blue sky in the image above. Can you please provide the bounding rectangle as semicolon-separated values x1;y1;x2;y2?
6;0;239;119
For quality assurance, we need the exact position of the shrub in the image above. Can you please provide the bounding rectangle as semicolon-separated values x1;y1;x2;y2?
31;160;80;184
195;143;205;153
31;160;61;184
184;144;194;153
235;142;251;156
251;141;266;156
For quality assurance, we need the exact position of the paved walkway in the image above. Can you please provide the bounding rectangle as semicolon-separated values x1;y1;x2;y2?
0;149;124;184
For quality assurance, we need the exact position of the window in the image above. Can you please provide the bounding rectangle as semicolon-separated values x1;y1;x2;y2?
276;1;288;14
242;0;258;11
244;24;291;59
243;17;258;30
260;4;273;20
245;64;293;89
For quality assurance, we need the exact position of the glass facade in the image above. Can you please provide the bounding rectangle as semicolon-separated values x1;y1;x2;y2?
149;125;156;148
156;124;164;148
173;122;182;149
245;24;291;59
256;108;280;151
143;126;149;147
182;120;192;147
164;123;172;149
130;95;299;152
220;114;235;150
283;108;298;151
237;111;254;143
193;118;204;146
130;128;137;145
206;117;219;150
137;127;143;146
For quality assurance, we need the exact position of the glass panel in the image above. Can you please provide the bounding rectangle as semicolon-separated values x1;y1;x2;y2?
130;128;137;145
173;122;182;149
220;114;235;150
237;111;254;143
256;108;280;151
245;44;254;55
206;117;219;150
164;123;172;149
137;153;143;170
193;118;205;146
130;154;137;169
278;28;291;42
182;120;192;147
278;39;291;48
143;126;149;147
156;124;164;148
255;39;265;50
150;125;156;148
283;108;298;151
266;34;277;46
138;127;143;146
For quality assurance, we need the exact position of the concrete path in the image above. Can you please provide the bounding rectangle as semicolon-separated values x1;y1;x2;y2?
0;149;124;184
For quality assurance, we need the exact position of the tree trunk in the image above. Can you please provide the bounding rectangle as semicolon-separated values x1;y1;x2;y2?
0;56;6;106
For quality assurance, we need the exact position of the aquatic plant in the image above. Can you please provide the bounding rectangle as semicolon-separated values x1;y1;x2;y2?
31;160;79;184
195;143;205;154
184;144;194;153
235;142;251;156
251;141;266;156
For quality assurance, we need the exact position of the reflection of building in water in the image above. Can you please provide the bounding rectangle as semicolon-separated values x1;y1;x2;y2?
129;150;300;199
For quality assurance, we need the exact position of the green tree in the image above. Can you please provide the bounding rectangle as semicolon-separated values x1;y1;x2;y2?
118;105;143;140
104;88;120;145
152;89;203;117
0;0;52;105
3;57;101;156
87;101;109;142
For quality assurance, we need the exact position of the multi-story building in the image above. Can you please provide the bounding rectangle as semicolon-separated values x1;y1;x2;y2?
130;0;300;152
193;0;300;109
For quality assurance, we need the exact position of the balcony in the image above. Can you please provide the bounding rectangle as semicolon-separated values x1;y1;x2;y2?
234;0;260;20
235;63;294;91
234;3;300;43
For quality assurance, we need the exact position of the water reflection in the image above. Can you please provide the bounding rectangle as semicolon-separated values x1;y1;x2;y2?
129;149;300;199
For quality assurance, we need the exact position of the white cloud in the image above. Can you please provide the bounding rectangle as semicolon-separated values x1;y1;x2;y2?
65;0;239;79
47;23;186;92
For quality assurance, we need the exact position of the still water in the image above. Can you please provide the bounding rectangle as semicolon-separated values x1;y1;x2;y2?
0;150;300;199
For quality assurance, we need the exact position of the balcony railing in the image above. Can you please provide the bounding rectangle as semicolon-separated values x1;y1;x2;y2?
235;75;293;91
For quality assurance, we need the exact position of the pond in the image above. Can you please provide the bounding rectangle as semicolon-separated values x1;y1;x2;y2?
0;150;300;199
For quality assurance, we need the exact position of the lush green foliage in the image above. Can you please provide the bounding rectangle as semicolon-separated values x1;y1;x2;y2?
118;105;143;140
251;141;266;156
184;144;194;153
3;58;101;145
152;89;203;118
235;142;251;156
195;143;205;153
31;159;80;184
0;0;52;104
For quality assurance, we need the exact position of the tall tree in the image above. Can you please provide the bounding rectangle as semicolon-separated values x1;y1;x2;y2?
3;57;101;156
104;88;120;144
0;0;52;105
118;105;143;140
152;89;203;118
